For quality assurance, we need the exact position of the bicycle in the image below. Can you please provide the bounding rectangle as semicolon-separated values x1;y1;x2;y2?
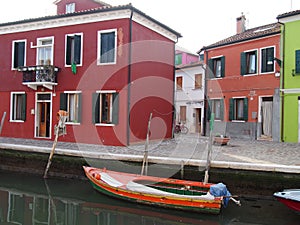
174;122;189;134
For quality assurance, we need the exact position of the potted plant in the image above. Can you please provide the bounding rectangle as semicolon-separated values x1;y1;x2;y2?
213;134;230;146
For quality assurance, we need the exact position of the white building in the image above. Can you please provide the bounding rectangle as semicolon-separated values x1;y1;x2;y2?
175;61;205;134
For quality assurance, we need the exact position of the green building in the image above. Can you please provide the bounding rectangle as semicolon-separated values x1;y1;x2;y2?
278;11;300;143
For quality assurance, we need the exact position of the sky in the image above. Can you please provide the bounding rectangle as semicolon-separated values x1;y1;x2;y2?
1;0;300;54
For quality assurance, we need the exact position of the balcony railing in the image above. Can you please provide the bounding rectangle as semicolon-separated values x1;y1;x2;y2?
18;65;60;90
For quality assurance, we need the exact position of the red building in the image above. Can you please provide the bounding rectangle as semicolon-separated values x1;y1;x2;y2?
0;0;181;146
200;15;281;141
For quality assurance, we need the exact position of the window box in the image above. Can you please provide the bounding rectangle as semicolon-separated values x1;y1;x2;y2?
213;136;230;146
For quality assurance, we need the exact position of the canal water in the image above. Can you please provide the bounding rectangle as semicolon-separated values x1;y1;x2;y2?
0;170;298;225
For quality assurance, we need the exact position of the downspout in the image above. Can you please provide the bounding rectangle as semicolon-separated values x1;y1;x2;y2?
278;21;285;142
126;8;133;146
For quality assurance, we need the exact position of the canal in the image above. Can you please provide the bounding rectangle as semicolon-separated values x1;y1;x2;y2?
0;170;298;225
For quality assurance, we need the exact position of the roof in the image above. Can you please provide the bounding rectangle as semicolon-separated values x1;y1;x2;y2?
175;61;204;70
277;10;300;19
0;4;181;38
200;22;281;52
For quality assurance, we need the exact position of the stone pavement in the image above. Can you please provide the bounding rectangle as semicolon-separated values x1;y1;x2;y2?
0;134;299;174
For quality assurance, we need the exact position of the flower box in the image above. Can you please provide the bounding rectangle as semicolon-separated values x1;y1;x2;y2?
213;136;230;146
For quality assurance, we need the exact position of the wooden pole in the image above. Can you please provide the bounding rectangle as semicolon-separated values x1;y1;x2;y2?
141;113;152;175
204;113;214;184
43;127;59;178
0;112;6;135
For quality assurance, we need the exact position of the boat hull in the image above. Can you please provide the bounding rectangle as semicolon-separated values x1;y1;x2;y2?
274;189;300;212
83;166;223;214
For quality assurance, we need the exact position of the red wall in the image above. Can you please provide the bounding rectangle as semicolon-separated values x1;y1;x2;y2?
206;35;280;123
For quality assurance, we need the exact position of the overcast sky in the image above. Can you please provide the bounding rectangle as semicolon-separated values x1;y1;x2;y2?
1;0;300;53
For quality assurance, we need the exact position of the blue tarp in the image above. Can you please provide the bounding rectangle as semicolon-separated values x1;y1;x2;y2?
210;183;231;207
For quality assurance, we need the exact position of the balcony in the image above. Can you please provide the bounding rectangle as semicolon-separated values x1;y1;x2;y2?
18;65;60;90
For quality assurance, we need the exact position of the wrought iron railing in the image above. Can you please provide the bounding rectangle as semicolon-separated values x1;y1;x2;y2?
18;65;59;83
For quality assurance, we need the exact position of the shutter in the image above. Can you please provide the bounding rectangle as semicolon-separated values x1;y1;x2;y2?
18;42;25;68
220;99;224;121
240;52;246;75
21;93;26;121
221;56;225;77
77;93;82;123
207;100;212;121
74;35;81;64
66;36;72;65
60;93;68;111
295;50;300;74
229;98;234;121
100;32;115;63
208;59;214;78
92;93;100;124
261;48;267;73
266;47;274;72
112;93;119;124
243;97;248;121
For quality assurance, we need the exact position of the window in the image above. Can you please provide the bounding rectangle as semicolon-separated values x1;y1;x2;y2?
37;37;53;65
261;47;274;73
92;91;119;125
60;92;82;123
12;40;26;69
229;97;248;121
98;29;117;64
10;92;26;121
175;53;182;65
66;3;75;13
208;99;224;121
65;34;82;66
176;76;183;90
208;56;225;78
241;50;257;75
295;50;300;74
194;74;202;89
179;106;186;122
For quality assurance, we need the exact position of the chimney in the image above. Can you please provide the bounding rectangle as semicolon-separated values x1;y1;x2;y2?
236;13;246;34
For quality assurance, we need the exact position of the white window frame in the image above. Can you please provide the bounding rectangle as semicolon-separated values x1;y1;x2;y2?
97;29;117;65
11;39;27;70
243;48;258;76
65;33;83;67
64;91;82;125
66;3;75;13
95;90;117;126
10;92;26;122
231;96;247;122
36;36;54;66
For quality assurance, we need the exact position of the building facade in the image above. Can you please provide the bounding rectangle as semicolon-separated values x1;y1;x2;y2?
200;16;281;141
0;0;181;146
175;61;205;134
277;10;300;143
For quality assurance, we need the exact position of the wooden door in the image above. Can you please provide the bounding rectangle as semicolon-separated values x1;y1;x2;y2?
39;102;47;137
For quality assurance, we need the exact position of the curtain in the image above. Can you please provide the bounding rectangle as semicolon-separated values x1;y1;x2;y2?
262;101;272;137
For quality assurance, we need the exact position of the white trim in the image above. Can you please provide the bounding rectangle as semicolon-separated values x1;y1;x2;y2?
97;29;117;65
259;45;276;74
35;36;54;66
210;55;223;59
278;14;300;24
64;32;83;67
64;90;82;94
96;90;116;93
95;123;115;127
280;88;300;94
9;92;26;122
35;92;52;139
242;48;258;76
11;39;27;70
0;9;178;42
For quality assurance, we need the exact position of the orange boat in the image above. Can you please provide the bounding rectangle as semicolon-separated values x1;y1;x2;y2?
83;166;234;214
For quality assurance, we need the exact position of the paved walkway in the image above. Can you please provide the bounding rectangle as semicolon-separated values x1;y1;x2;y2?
0;134;299;173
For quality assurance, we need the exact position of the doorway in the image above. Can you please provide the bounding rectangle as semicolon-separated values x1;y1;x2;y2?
260;97;273;139
195;108;202;133
35;93;52;138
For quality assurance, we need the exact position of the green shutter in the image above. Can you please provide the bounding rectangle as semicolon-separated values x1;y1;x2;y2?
295;50;300;74
66;36;72;65
112;93;119;125
21;93;26;121
92;93;100;124
207;100;212;121
240;52;246;75
229;98;234;121
243;97;248;121
220;99;224;121
60;93;68;111
208;59;214;79
221;56;225;77
74;35;81;64
78;93;82;123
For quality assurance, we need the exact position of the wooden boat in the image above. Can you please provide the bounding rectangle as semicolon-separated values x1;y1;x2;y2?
274;189;300;212
83;166;232;214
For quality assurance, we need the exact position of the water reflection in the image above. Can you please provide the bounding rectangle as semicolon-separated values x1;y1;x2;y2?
0;171;298;225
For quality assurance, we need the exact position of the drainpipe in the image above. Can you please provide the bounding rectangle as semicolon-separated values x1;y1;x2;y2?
278;21;285;142
126;8;133;146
